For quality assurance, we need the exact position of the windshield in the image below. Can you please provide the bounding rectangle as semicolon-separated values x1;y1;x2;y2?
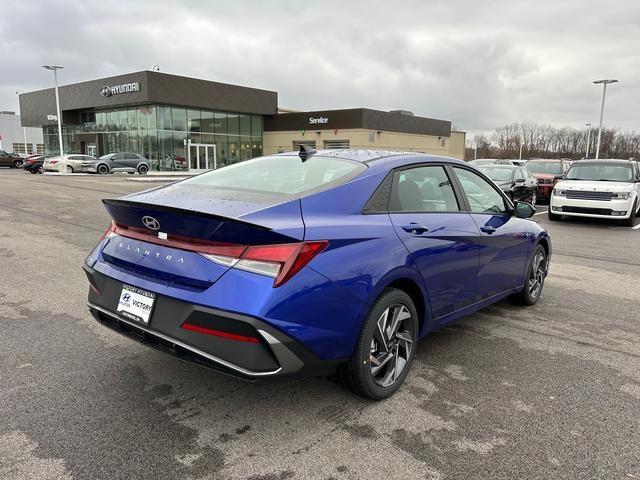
180;155;366;195
99;154;115;160
478;167;514;182
565;163;633;182
526;161;562;175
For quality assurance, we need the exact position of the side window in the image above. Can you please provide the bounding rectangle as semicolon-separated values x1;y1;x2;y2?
124;153;138;160
390;166;460;213
453;167;507;215
112;153;124;160
517;168;527;181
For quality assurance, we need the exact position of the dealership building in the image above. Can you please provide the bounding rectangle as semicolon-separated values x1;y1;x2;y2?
19;71;465;171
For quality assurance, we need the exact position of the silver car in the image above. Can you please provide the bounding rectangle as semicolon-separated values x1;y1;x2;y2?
84;153;150;175
43;155;98;173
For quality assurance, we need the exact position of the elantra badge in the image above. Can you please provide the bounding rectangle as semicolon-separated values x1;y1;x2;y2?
142;216;160;231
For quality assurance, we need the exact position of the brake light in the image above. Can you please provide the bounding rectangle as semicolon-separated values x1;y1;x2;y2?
109;220;327;287
50;160;58;165
99;221;116;241
203;241;328;287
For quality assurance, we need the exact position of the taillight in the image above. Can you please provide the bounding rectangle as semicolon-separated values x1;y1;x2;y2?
99;221;116;241
50;160;58;165
203;241;328;287
110;221;327;288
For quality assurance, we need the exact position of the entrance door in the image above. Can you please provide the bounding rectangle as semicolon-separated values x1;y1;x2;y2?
87;143;97;157
188;144;217;171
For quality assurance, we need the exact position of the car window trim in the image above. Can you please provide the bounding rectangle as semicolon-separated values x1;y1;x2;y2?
362;161;470;215
448;164;514;216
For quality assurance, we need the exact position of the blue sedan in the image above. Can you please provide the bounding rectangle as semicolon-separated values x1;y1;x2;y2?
84;148;550;399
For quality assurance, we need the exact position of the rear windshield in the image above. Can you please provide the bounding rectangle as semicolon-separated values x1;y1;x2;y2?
181;155;366;195
526;161;562;174
565;163;633;182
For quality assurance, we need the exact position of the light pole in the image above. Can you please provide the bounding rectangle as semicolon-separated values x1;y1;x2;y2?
16;91;29;156
585;123;592;159
593;79;618;159
43;65;65;173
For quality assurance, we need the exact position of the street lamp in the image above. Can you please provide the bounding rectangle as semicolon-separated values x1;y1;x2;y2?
593;79;618;159
15;91;28;156
42;65;65;173
585;123;591;159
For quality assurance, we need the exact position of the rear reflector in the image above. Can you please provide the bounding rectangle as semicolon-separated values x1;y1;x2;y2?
180;322;260;343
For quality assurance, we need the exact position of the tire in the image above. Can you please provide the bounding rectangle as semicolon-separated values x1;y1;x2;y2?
511;244;547;306
37;166;44;174
30;169;38;174
137;164;149;175
339;288;418;400
624;199;637;227
14;160;23;168
66;165;74;174
97;164;109;175
548;208;562;221
531;192;537;206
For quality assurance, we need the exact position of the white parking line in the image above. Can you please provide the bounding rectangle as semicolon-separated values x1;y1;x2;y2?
533;209;548;216
633;223;640;230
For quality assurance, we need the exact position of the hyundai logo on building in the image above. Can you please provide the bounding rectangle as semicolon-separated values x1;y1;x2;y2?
100;82;141;97
142;216;160;231
309;116;328;125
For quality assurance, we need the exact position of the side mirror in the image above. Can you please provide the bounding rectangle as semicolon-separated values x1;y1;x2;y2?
514;201;536;219
553;175;563;181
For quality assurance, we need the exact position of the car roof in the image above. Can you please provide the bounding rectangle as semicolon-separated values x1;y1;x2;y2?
573;159;634;165
477;164;519;169
274;148;425;163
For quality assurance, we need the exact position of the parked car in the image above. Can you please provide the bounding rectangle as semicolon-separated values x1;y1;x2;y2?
22;154;54;174
477;165;537;205
469;159;515;166
42;154;98;173
87;153;149;175
525;159;572;202
0;150;23;168
84;149;551;399
549;159;640;226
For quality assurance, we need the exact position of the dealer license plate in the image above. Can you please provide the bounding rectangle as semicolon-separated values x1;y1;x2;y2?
116;285;156;325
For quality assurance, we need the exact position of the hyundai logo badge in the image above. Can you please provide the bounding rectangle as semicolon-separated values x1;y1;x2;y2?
122;293;131;302
142;216;160;231
100;86;112;97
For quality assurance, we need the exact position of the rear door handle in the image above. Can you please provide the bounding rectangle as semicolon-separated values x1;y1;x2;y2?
401;223;429;234
480;226;496;234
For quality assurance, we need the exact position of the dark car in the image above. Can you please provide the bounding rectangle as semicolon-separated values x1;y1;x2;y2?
525;159;572;202
477;165;537;205
22;154;54;174
84;149;551;399
0;150;23;168
85;153;150;175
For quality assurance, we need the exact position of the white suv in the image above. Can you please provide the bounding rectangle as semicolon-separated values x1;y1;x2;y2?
549;160;640;226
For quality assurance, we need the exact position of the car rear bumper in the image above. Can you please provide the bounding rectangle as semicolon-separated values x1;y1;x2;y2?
84;265;343;381
550;195;635;219
536;184;554;199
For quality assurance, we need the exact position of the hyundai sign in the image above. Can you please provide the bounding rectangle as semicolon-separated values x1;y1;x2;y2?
100;82;141;97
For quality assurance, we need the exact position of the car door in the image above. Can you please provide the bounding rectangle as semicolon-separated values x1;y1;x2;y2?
512;167;534;202
0;151;10;166
388;164;481;320
123;153;139;169
450;166;531;299
110;153;126;170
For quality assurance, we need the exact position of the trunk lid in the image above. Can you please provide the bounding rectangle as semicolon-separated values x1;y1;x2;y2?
100;184;305;289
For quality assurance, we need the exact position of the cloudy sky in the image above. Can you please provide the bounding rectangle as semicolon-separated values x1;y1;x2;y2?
1;0;638;137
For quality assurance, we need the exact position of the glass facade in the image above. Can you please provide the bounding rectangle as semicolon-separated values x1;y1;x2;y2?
43;104;263;171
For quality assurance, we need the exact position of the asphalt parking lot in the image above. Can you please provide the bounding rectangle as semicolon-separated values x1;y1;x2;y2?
1;168;639;480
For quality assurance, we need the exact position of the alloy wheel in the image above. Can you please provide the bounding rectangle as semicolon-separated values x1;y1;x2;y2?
369;304;414;387
528;250;546;299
